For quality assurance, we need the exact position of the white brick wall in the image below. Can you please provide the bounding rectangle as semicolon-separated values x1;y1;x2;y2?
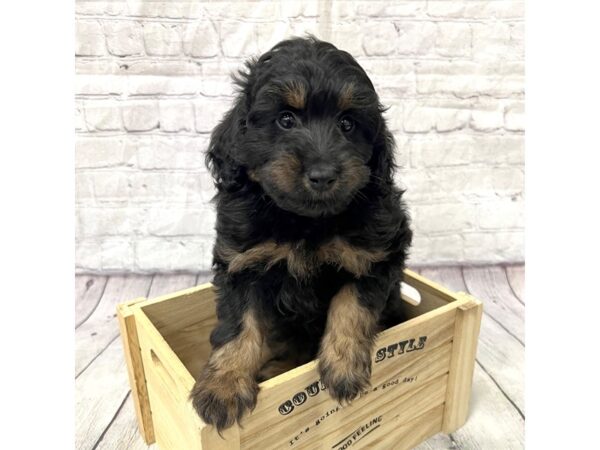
75;0;525;273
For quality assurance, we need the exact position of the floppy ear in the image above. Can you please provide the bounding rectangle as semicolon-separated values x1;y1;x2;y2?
370;114;397;188
205;97;248;192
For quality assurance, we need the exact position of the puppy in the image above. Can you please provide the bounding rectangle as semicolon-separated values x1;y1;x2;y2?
190;36;412;431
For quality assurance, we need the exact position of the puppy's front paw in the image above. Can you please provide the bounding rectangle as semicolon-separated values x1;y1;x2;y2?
190;371;258;431
318;350;372;405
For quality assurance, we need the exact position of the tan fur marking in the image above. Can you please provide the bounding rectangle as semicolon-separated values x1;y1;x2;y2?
283;81;306;109
318;284;377;398
267;152;301;194
224;237;387;278
338;83;355;110
318;237;388;277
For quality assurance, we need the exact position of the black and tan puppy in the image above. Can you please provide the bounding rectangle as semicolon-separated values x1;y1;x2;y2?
190;36;412;431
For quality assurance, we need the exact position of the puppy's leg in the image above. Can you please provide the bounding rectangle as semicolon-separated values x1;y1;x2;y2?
191;307;268;431
317;283;380;404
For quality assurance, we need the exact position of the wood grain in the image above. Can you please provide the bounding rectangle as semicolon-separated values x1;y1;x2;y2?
148;273;198;298
421;267;524;412
75;275;107;328
463;266;524;343
75;338;131;450
76;275;153;376
506;264;525;303
94;392;156;450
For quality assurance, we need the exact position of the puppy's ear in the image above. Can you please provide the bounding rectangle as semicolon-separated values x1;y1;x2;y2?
205;97;247;192
370;114;397;187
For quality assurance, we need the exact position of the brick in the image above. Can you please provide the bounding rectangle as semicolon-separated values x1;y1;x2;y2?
416;61;524;98
75;20;106;56
135;237;212;271
135;136;208;169
126;2;203;19
146;206;216;236
75;137;135;168
395;21;436;55
104;21;144;56
409;135;524;168
472;22;520;61
75;101;86;131
505;102;525;131
200;76;236;97
478;196;524;230
399;167;524;202
256;21;293;53
470;101;504;131
75;239;101;271
362;22;397;56
408;233;464;265
77;207;141;237
290;19;320;37
413;203;477;233
75;172;94;203
83;170;131;202
281;0;319;18
194;98;233;133
427;1;524;20
122;101;159;131
356;1;424;17
220;21;259;57
142;22;182;56
84;100;122;131
403;101;470;133
127;75;198;96
159;101;195;133
435;22;471;57
330;22;365;56
203;1;280;19
76;1;125;16
75;75;125;95
463;231;524;262
182;22;220;57
100;238;135;271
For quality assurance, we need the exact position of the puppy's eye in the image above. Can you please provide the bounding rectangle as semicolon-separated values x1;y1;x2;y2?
277;112;296;130
339;116;354;133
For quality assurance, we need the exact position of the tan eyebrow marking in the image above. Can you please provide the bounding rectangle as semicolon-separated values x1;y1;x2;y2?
338;83;355;110
282;80;306;109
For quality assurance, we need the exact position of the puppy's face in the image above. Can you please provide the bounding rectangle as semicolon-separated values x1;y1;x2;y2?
236;44;383;217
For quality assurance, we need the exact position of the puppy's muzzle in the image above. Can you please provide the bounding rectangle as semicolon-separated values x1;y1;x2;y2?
306;163;338;192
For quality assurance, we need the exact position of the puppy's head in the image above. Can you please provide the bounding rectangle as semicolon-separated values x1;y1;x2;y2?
207;37;395;217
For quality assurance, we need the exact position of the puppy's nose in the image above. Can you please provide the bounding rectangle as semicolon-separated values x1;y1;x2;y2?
306;164;337;192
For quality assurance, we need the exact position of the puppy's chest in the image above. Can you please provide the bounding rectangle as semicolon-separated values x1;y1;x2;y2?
220;237;388;279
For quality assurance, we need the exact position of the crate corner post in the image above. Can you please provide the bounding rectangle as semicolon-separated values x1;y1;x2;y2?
442;294;483;433
116;298;156;445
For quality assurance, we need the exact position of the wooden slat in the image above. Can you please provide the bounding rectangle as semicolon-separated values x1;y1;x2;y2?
75;338;131;450
463;266;525;343
451;364;525;449
94;393;156;450
421;267;525;413
75;275;107;328
76;275;153;375
243;343;452;449
117;299;155;445
368;404;445;450
147;273;198;298
442;296;483;432
506;264;525;303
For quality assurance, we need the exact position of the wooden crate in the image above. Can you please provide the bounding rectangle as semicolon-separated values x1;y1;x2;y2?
117;270;482;450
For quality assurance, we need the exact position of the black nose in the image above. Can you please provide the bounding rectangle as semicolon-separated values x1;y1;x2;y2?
307;165;337;192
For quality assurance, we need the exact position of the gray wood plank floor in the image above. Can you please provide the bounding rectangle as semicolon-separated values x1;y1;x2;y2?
75;265;524;449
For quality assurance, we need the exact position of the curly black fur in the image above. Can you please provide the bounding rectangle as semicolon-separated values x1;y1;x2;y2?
191;36;413;430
